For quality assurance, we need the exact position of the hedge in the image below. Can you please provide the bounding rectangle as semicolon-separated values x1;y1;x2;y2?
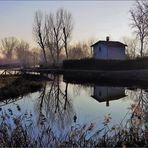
62;57;148;70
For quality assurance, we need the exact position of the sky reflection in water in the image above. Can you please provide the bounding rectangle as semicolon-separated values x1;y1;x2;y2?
0;75;145;138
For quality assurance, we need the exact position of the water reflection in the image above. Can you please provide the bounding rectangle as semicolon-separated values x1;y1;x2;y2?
124;89;148;145
0;75;148;146
36;75;75;132
136;90;148;134
64;77;148;137
0;75;75;135
91;86;126;107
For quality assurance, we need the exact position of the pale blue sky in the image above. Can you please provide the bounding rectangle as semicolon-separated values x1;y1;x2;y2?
0;1;134;46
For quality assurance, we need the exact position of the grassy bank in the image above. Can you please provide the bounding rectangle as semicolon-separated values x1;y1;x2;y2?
0;75;45;100
63;57;148;70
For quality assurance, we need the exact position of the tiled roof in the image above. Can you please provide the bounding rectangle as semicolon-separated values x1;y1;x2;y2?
91;41;127;47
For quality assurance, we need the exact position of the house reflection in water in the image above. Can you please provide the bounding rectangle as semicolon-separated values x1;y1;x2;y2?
91;86;126;106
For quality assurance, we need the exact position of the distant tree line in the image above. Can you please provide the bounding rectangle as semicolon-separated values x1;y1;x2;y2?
0;36;92;67
0;37;40;67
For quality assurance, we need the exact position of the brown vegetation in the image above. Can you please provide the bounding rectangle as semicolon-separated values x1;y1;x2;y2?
0;75;43;100
0;100;147;147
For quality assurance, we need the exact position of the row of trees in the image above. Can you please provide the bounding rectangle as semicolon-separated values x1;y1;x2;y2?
1;8;90;67
0;37;40;67
33;8;73;65
0;36;92;66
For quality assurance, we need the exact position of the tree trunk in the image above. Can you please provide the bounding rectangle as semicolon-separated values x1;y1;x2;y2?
42;47;47;64
64;83;68;110
56;40;59;66
140;39;144;57
63;27;68;59
38;31;47;65
65;40;68;59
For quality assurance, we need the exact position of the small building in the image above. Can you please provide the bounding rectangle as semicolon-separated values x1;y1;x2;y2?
91;86;126;107
91;37;127;60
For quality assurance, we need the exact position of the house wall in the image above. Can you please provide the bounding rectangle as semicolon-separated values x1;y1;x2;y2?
107;46;126;60
93;44;126;60
93;86;125;102
93;44;108;59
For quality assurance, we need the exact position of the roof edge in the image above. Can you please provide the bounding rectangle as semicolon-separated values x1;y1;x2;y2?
91;41;127;47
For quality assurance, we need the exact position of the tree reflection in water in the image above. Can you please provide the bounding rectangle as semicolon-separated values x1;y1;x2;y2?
1;78;148;146
138;90;148;139
36;75;75;133
124;89;148;144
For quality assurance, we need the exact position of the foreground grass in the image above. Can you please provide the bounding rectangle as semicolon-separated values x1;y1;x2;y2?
0;102;147;147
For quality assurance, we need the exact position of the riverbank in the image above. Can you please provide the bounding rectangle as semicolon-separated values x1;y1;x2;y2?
62;57;148;86
2;65;148;87
0;75;46;100
20;68;148;86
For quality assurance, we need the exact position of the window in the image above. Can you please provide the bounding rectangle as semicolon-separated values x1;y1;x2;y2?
99;47;101;52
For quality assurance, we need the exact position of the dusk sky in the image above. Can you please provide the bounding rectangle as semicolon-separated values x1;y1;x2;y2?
0;1;134;47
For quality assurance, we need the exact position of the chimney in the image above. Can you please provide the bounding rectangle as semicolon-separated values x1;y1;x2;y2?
106;36;109;42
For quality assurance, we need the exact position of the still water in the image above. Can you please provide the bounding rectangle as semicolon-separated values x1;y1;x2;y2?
0;75;147;140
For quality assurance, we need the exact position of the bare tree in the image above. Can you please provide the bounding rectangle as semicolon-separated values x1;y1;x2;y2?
33;8;74;65
62;9;73;59
33;11;47;64
44;10;63;65
45;9;74;64
68;42;91;59
16;40;30;67
44;14;57;64
1;37;18;59
31;48;40;67
52;9;63;65
122;36;138;59
130;0;148;57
